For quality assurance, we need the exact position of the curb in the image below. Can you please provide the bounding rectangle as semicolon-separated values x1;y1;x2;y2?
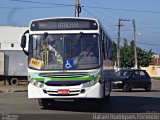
0;89;28;93
14;90;28;92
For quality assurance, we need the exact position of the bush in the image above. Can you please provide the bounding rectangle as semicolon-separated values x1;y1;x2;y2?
151;77;160;80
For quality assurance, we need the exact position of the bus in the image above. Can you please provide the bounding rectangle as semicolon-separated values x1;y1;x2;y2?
21;17;113;108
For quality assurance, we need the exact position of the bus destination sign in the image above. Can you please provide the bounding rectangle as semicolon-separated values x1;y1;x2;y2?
31;19;98;31
58;22;79;29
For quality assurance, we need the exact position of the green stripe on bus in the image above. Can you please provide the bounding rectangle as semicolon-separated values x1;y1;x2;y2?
34;76;93;81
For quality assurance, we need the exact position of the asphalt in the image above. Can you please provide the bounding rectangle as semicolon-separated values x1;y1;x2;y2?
0;85;27;93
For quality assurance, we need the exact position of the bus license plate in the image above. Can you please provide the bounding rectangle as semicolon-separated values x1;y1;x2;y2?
58;89;70;94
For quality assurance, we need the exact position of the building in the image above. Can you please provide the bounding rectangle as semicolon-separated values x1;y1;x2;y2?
141;55;160;77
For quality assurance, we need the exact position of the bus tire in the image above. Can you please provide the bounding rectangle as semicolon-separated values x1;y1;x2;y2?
38;99;51;109
9;78;19;85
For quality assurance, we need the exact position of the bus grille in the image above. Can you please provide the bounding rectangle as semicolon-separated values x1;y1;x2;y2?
44;80;89;86
39;72;89;78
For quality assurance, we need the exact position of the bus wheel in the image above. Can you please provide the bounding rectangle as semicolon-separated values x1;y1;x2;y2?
38;99;51;109
9;78;19;85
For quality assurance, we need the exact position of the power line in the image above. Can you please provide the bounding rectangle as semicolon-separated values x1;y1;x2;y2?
137;42;160;46
82;1;160;32
2;0;160;33
7;0;160;14
83;8;117;29
85;0;160;17
83;0;118;22
0;6;72;9
82;7;115;26
122;39;160;47
85;6;118;24
83;7;104;22
8;0;74;6
86;8;116;27
82;5;160;14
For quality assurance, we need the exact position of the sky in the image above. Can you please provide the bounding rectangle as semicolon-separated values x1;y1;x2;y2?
0;0;160;54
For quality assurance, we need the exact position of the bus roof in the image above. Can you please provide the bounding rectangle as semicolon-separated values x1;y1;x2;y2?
30;17;99;23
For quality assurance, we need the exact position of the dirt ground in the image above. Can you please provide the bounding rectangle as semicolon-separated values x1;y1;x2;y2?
0;81;27;93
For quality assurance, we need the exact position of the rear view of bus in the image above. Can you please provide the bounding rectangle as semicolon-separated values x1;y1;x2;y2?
21;17;113;108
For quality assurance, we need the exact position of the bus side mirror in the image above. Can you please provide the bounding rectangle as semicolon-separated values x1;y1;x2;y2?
21;30;29;56
21;35;26;48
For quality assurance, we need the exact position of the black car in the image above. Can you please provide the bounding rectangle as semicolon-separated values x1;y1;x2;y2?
112;69;151;92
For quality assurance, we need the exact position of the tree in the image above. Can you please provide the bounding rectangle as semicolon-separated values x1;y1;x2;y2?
120;39;134;68
119;39;153;69
137;48;153;67
112;41;117;65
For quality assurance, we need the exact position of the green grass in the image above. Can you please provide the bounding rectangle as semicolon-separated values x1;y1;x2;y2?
151;77;160;80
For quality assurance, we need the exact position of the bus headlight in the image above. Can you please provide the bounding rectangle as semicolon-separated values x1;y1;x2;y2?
33;81;39;86
39;83;44;88
82;76;100;88
28;76;44;88
32;81;44;88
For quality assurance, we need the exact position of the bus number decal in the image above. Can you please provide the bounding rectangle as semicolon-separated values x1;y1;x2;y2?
29;58;43;69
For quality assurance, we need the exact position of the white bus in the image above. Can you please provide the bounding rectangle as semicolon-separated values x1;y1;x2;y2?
21;17;113;108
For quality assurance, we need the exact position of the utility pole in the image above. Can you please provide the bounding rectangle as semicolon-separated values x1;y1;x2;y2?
133;19;138;69
75;0;81;17
117;19;121;70
117;18;137;69
117;19;130;70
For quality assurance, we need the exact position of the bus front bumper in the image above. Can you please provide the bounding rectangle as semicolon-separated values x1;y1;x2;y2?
28;82;104;99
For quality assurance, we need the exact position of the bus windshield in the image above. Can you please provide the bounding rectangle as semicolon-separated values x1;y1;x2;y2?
29;33;100;70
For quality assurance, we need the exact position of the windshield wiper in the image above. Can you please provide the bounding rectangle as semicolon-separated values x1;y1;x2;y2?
40;32;48;42
39;32;48;50
86;43;97;56
70;32;83;58
73;32;83;47
35;32;48;58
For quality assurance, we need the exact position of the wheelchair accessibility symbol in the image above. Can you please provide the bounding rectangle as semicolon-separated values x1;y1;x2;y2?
64;60;73;69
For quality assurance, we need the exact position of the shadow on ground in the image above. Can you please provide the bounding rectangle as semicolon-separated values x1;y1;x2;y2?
112;89;160;93
41;95;160;113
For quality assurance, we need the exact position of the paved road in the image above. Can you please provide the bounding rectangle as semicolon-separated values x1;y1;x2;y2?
0;81;160;119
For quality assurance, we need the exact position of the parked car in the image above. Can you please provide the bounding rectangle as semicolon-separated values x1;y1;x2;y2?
112;69;151;92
